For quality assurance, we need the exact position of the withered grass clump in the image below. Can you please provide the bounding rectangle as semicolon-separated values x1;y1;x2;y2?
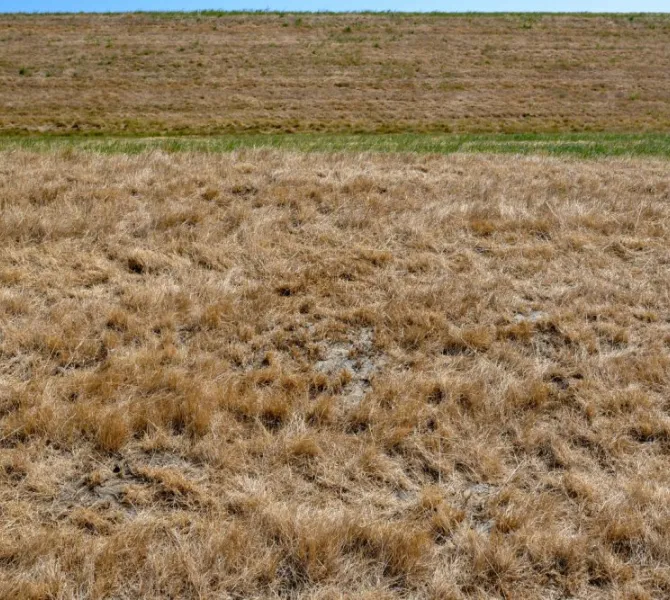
1;13;670;135
1;150;670;598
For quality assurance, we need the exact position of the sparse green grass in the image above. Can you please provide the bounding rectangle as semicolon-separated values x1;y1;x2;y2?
1;133;669;158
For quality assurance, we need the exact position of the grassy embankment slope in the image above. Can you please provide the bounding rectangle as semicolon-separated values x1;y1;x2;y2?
1;12;669;155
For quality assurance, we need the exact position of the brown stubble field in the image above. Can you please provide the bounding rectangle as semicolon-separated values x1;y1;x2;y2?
0;149;669;598
1;13;670;135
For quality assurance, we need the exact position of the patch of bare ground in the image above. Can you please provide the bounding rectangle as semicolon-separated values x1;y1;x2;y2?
1;150;670;598
1;13;670;134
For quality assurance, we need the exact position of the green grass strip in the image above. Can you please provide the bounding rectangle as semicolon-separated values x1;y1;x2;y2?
1;133;669;159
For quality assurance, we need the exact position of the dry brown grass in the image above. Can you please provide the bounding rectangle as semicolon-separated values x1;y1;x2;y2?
2;13;670;135
1;149;670;598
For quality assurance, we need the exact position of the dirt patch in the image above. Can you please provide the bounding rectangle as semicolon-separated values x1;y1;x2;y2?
314;327;382;403
58;458;208;515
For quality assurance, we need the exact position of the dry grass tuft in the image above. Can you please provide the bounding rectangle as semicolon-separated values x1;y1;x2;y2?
0;149;669;598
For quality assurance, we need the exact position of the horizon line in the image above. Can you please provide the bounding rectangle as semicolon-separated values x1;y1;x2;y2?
2;9;669;15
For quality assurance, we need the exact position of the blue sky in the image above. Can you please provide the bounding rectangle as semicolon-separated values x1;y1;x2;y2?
4;0;669;13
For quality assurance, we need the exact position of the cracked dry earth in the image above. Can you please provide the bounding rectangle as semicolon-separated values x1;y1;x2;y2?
1;150;670;599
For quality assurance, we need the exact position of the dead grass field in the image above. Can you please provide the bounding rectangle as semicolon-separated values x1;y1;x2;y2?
2;13;670;135
1;149;669;598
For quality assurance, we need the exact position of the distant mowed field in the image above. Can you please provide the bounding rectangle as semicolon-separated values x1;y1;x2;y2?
1;150;669;598
1;13;670;135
